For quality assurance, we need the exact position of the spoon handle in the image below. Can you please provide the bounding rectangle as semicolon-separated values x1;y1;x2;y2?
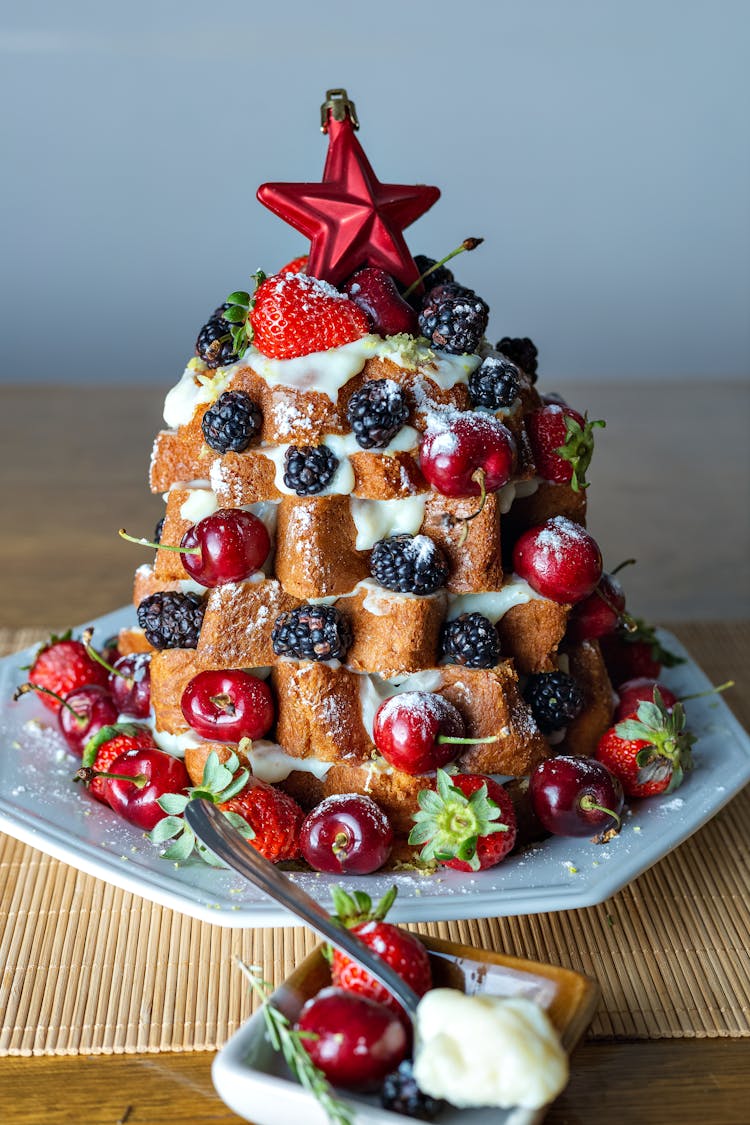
185;799;420;1021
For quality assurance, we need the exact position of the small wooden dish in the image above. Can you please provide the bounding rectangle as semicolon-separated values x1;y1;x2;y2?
212;935;599;1125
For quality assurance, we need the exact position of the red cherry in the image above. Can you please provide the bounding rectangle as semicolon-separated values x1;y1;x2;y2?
57;685;119;756
180;669;274;742
529;756;624;837
615;678;678;722
180;509;270;587
420;414;517;497
344;267;419;336
373;691;468;775
513;516;603;604
102;747;190;831
567;572;626;641
109;653;151;719
300;794;393;874
599;633;662;684
296;987;408;1090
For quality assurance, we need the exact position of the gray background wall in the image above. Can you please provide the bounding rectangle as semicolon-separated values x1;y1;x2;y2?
2;0;748;384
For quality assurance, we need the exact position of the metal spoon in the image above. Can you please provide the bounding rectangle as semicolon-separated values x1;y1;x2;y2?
185;799;420;1025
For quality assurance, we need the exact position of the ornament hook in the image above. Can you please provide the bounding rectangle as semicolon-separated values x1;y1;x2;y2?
320;88;359;133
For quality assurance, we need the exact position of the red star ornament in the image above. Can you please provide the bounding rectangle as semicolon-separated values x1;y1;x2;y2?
257;112;440;288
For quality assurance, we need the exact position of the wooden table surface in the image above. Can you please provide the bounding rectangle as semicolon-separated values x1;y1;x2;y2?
1;380;749;1123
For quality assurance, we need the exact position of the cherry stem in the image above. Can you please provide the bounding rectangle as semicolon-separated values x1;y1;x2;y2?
13;682;86;722
678;680;734;704
593;583;638;633
331;831;350;858
118;528;201;556
81;628;129;683
402;236;484;299
579;794;621;828
209;693;236;715
457;469;487;546
437;733;500;745
75;766;148;789
611;558;637;577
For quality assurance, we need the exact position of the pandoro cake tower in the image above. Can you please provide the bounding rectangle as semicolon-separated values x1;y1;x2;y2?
121;89;614;844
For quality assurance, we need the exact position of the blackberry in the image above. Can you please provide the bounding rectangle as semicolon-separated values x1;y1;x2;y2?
496;335;538;380
370;534;449;595
137;591;205;650
196;304;239;369
440;612;501;669
523;671;584;733
346;379;409;449
202;390;262;454
283;444;339;495
154;516;165;544
381;1060;443;1121
418;284;489;355
413;253;455;293
272;605;352;662
468;355;521;410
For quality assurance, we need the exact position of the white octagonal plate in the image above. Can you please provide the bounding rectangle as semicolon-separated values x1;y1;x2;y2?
0;606;747;927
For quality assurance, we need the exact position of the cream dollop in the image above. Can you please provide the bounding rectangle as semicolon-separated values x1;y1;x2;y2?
413;990;568;1110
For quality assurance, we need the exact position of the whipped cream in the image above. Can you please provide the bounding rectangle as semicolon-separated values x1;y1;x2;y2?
242;740;333;784
349;494;427;550
358;669;445;738
446;576;543;623
261;428;419;498
163;359;237;428
413;990;568;1110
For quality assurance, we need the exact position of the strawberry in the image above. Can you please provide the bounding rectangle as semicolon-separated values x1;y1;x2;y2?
600;619;684;686
330;887;432;1022
409;769;517;872
278;254;308;274
527;404;605;491
152;749;304;865
250;273;370;360
80;723;157;805
27;631;109;712
595;691;695;798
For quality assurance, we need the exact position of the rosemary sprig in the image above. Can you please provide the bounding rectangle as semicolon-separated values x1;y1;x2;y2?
237;959;354;1125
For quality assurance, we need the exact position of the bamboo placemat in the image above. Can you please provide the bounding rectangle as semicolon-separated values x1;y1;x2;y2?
1;623;747;1055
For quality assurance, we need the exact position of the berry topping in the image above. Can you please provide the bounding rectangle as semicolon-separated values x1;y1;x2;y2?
529;756;624;837
201;390;262;454
81;746;190;831
300;794;393;874
512;516;603;604
250;273;370;360
136;591;205;650
346;378;409;449
413;253;455;293
107;652;152;719
418;283;489;355
181;669;275;742
527;404;605;492
600;618;685;685
373;690;497;775
381;1059;444;1121
409;769;517;872
179;509;271;586
277;254;308;274
614;678;678;722
80;723;157;805
523;671;584;734
567;571;627;642
496;336;538;379
440;613;501;669
283;444;339;495
420;413;516;498
272;604;352;662
369;534;449;595
330;887;433;1022
344;268;419;336
195;305;239;369
153;749;303;863
296;988;408;1090
468;355;521;410
27;632;109;713
596;691;695;798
